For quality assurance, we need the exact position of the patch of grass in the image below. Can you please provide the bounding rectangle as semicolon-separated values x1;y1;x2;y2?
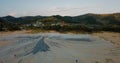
105;59;115;63
95;61;99;63
30;29;47;34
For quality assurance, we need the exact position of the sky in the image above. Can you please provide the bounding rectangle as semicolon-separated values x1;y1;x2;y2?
0;0;120;17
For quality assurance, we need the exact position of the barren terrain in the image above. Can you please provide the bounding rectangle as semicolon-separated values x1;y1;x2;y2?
0;31;120;63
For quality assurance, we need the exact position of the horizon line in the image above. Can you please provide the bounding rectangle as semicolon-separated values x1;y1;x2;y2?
1;12;120;18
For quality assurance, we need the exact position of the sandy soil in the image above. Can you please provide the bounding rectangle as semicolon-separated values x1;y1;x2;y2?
1;31;120;48
0;30;32;36
0;30;30;46
0;41;12;47
0;31;120;63
1;31;120;47
92;32;120;47
92;32;120;63
0;33;114;63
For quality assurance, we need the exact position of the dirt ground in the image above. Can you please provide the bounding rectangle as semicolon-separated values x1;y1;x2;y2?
0;30;32;36
0;30;31;46
0;31;120;63
92;32;120;47
1;31;120;47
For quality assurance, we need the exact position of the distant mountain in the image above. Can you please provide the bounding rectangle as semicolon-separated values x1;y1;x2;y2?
2;15;45;24
0;13;120;31
0;17;21;31
71;13;120;25
1;13;120;25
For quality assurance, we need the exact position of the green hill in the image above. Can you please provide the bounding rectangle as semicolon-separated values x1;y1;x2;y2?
0;13;120;32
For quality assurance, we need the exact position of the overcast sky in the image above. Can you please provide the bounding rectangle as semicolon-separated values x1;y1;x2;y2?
0;0;120;17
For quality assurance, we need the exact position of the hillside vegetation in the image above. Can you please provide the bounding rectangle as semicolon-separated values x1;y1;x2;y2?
0;13;120;32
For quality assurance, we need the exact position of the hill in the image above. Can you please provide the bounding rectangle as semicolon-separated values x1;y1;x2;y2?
0;13;120;32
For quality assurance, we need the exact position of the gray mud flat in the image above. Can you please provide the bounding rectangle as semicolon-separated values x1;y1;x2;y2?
0;33;116;63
